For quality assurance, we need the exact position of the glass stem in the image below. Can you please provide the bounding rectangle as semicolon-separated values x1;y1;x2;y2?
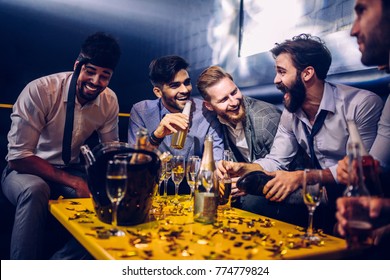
175;184;179;197
307;208;315;236
156;182;161;197
112;202;118;228
163;179;168;197
188;185;194;201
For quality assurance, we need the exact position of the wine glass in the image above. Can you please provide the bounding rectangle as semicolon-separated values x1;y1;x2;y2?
155;163;166;199
219;150;233;211
186;155;201;209
301;169;323;241
172;155;185;203
162;159;172;198
106;159;128;236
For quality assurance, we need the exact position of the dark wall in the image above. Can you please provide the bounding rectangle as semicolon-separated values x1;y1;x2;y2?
0;0;217;166
1;0;389;169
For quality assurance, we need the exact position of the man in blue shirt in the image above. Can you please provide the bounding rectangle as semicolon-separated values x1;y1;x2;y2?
128;55;224;193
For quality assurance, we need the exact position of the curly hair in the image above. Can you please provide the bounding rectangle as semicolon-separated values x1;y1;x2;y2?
270;33;332;80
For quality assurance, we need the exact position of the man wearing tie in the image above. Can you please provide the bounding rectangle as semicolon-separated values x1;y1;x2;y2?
1;32;121;259
219;34;383;232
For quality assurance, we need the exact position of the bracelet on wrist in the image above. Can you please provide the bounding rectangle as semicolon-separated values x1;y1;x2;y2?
149;131;164;146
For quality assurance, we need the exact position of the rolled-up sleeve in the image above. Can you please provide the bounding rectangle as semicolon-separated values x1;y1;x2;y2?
255;111;299;172
7;83;47;161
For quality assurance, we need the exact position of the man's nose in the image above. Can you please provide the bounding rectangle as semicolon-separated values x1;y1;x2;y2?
179;83;190;92
229;95;239;106
90;74;100;84
274;74;281;84
350;20;359;37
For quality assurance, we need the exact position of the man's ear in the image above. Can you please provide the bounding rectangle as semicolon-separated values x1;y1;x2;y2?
203;100;214;112
73;61;79;71
302;66;315;82
153;86;162;98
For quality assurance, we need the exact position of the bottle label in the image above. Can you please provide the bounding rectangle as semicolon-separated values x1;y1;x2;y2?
194;192;217;224
171;128;188;149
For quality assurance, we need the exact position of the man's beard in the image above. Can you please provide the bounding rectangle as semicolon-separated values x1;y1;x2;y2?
160;90;191;113
276;74;306;113
361;18;390;66
220;102;246;125
78;82;103;102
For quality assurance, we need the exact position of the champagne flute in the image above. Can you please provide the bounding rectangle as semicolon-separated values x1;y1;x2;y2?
172;155;185;203
106;159;127;236
301;169;323;241
219;150;233;211
186;155;201;210
155;163;165;199
163;159;172;198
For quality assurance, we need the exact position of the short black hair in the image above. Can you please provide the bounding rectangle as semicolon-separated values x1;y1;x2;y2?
148;55;189;88
78;32;121;70
270;33;332;80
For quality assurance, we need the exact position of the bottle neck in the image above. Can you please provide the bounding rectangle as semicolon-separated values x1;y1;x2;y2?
200;138;215;171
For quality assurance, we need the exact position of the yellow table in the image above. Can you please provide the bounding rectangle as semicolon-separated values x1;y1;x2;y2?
49;196;351;260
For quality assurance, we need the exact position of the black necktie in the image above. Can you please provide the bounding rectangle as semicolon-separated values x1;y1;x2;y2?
303;110;328;169
62;59;88;165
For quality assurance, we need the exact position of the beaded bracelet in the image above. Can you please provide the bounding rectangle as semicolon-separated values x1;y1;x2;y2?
149;131;164;146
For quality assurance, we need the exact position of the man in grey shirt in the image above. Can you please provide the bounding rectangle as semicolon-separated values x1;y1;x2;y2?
218;34;383;232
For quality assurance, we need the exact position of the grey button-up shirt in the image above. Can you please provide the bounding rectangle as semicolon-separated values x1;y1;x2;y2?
255;82;384;182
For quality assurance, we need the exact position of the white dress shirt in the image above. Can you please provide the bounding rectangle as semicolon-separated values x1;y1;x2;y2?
7;72;119;165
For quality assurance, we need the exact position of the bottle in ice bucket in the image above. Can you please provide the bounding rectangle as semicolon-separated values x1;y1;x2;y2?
194;134;218;224
343;142;373;249
130;127;149;164
171;100;192;149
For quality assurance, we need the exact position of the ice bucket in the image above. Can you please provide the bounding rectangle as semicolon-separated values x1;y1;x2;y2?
81;142;160;226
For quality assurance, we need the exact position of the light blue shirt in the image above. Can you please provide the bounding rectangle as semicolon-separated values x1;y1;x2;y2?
255;82;384;182
128;98;224;161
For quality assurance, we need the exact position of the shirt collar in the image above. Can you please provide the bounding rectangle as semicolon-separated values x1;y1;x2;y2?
159;98;174;119
318;81;336;114
295;81;335;120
